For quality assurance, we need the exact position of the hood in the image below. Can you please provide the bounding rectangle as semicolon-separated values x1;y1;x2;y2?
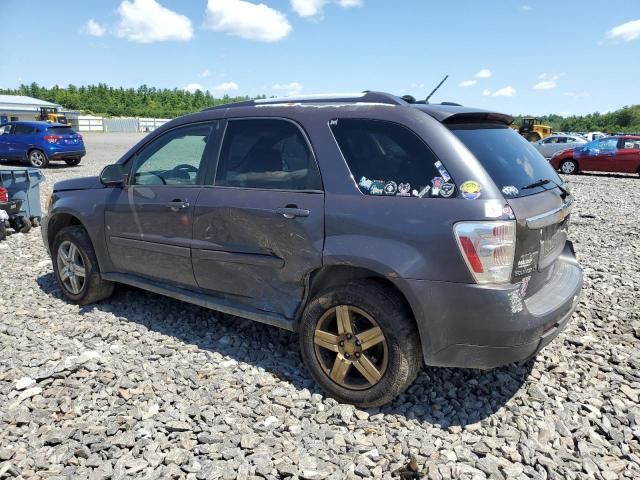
53;176;102;192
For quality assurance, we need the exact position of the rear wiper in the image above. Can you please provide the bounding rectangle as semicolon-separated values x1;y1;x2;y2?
522;178;570;199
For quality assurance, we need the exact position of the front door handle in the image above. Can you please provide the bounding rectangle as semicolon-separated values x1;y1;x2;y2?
166;200;190;212
275;207;310;219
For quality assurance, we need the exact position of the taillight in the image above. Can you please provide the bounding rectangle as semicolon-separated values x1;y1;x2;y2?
454;220;516;284
0;187;8;202
43;135;61;143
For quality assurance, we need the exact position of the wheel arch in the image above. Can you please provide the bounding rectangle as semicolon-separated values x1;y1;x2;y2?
302;264;420;335
46;212;85;251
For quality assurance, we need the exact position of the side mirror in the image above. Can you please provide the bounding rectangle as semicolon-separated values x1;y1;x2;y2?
100;164;126;186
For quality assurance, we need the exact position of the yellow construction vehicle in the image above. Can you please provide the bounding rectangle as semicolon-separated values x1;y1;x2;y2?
37;107;68;124
512;116;552;142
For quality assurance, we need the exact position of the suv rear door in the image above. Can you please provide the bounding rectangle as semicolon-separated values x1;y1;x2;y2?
450;125;571;279
192;118;324;319
104;122;217;287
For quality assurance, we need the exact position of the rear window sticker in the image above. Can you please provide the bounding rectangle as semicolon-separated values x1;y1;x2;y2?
384;181;398;195
460;180;481;200
502;185;519;196
431;177;443;196
434;160;451;182
369;180;385;195
358;176;373;191
484;200;504;218
418;185;430;198
397;183;411;196
440;182;456;198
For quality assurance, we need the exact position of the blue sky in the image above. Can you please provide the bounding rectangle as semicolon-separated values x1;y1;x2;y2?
0;0;639;116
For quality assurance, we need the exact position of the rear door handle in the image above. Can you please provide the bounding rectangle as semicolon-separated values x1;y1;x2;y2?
275;207;310;219
166;200;190;211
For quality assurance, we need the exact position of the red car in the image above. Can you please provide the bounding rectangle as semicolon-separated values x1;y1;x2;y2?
550;136;640;175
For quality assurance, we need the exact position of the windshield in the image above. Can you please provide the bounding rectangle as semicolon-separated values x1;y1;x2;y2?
451;126;563;197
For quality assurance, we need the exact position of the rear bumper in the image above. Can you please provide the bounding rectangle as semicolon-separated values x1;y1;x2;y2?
46;149;86;160
406;241;582;369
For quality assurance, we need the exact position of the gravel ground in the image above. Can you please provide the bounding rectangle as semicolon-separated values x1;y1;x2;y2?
0;133;639;479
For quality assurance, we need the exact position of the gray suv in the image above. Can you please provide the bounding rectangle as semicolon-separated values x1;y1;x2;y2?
42;92;583;407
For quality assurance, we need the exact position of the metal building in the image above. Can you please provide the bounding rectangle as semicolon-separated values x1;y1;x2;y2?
0;95;65;123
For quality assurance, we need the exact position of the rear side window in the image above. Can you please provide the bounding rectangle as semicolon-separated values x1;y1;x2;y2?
331;119;449;197
47;127;76;135
215;119;322;191
14;124;36;134
451;126;562;197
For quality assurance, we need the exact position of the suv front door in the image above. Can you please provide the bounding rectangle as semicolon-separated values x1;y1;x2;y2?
192;118;324;318
104;122;217;287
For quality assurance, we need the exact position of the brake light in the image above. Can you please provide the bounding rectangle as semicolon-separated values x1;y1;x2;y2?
0;187;8;202
43;135;61;143
454;221;516;284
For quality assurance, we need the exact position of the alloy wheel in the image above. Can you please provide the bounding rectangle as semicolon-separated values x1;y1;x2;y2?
313;305;388;390
30;151;45;167
56;240;86;295
561;161;576;174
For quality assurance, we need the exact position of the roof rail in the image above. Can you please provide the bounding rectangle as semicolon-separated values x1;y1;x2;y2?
202;91;406;111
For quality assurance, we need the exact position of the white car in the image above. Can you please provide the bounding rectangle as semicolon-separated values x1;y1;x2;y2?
534;134;587;158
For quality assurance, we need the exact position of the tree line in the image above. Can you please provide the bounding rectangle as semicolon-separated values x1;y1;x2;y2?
2;83;639;132
1;83;261;118
514;105;640;134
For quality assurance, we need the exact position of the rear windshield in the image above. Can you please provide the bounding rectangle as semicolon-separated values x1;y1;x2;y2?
451;126;562;197
47;127;76;135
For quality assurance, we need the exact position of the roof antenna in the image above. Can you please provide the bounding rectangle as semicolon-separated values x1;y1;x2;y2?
425;75;448;104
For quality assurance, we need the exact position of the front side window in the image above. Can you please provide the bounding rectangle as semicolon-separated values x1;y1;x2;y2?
215;119;322;190
331;119;446;197
130;123;212;186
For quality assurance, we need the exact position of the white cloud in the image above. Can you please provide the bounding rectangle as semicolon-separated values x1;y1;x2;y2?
198;69;211;78
290;0;362;17
459;79;477;87
492;86;516;97
410;82;425;89
533;72;563;90
84;19;106;37
521;5;532;11
205;0;291;43
474;69;492;79
482;89;491;96
607;19;640;41
116;0;193;43
184;83;206;93
212;81;240;92
272;82;303;95
533;80;556;90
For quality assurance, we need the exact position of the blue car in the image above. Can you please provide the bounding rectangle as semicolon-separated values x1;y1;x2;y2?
0;121;86;168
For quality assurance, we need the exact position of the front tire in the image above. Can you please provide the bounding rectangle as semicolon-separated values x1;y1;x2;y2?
299;280;422;407
28;149;49;168
65;157;81;166
52;225;114;305
560;159;578;174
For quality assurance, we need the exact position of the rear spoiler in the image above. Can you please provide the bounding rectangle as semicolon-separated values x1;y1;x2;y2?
442;112;514;126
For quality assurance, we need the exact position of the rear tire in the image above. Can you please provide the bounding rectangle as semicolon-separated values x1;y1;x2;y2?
52;225;114;305
64;157;81;166
525;132;541;142
299;280;422;407
28;149;48;168
560;159;578;174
